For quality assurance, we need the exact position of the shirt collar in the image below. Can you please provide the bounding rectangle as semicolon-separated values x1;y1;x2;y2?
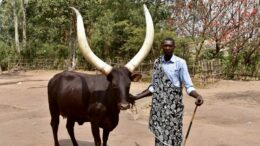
162;54;177;63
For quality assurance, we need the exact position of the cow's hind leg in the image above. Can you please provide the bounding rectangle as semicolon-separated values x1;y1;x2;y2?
102;129;110;146
66;118;78;146
50;113;60;146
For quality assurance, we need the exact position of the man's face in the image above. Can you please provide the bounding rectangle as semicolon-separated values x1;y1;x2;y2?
162;40;174;56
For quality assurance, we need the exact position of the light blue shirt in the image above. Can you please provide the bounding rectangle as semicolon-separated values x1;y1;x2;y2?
149;55;196;94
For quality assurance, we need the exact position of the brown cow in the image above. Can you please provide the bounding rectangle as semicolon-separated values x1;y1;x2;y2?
48;5;154;146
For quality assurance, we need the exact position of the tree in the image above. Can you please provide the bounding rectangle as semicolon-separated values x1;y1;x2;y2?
0;1;16;69
12;0;20;53
206;0;259;78
0;0;256;78
167;0;259;78
21;0;27;50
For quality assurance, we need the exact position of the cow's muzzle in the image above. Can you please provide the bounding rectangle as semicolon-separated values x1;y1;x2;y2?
118;103;130;110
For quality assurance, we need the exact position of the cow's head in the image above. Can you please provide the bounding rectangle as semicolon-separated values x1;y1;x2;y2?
106;67;142;110
71;5;154;110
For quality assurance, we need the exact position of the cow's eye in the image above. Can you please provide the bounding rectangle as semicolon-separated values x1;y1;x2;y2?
112;84;117;89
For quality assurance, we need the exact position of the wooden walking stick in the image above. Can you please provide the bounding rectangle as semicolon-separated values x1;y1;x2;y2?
183;105;198;146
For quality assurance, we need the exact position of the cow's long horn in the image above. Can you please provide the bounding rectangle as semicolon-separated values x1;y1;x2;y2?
125;5;154;72
71;7;113;75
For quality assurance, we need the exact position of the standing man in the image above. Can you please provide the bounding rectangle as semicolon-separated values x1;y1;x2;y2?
133;37;203;146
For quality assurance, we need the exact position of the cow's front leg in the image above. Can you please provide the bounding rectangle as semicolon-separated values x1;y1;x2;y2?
66;118;78;146
91;123;101;146
102;129;110;146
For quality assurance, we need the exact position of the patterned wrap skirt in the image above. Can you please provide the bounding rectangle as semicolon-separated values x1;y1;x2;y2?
149;57;184;146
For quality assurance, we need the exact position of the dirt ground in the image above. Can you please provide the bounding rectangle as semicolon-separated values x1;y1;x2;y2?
0;70;259;146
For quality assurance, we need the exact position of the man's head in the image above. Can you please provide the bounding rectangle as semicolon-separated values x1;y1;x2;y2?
161;37;175;61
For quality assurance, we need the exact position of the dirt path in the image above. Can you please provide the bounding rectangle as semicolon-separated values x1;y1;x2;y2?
0;70;259;146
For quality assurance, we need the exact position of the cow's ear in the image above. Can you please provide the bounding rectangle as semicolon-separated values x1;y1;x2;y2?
130;73;142;82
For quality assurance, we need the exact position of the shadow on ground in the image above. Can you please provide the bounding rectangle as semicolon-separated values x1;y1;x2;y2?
58;139;143;146
59;139;94;146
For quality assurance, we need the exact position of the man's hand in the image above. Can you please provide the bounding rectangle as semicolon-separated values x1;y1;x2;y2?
128;88;152;105
189;91;204;106
127;94;136;105
195;95;203;106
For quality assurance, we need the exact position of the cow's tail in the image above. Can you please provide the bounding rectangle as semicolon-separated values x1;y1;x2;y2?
47;76;60;118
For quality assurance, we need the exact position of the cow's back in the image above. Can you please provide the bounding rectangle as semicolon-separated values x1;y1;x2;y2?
48;71;110;122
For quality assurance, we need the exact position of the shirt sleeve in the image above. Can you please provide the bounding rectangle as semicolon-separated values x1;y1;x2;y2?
180;60;196;94
148;84;155;93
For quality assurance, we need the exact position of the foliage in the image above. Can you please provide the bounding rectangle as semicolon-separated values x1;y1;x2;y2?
0;0;259;79
0;41;18;70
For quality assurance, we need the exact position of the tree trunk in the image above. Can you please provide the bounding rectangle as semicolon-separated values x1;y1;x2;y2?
228;48;240;79
68;16;77;71
194;40;205;64
229;55;238;79
12;0;20;53
21;0;27;50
